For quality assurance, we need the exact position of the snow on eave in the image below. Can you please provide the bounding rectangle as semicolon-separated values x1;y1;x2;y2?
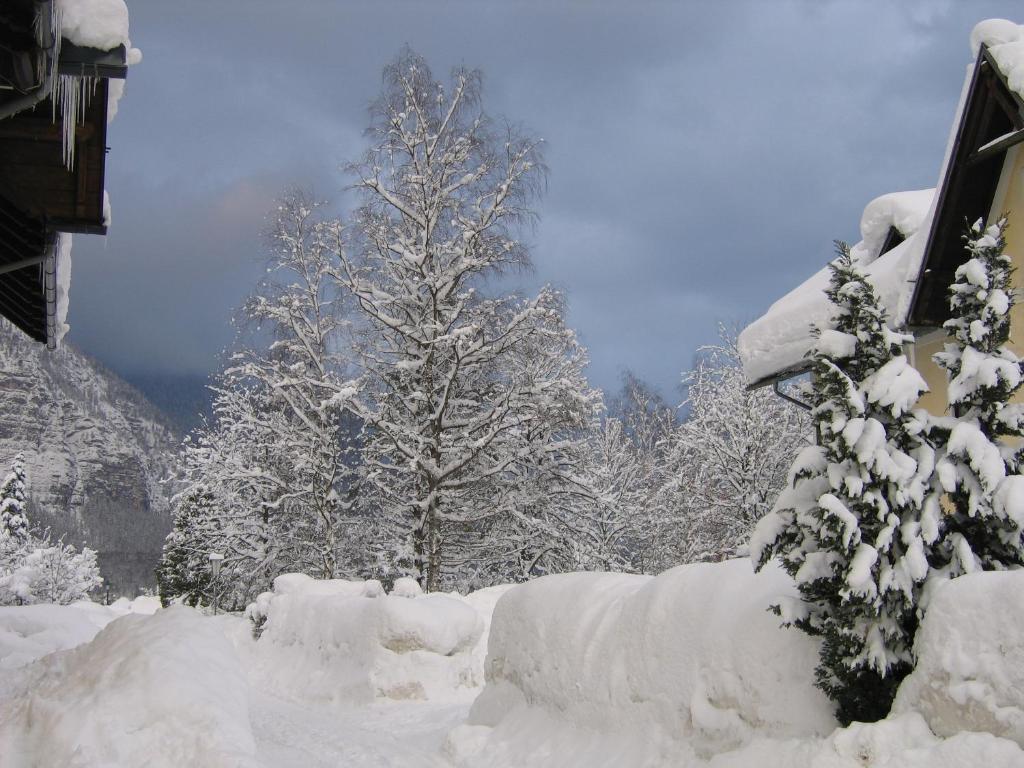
739;19;1024;388
58;0;129;52
739;190;934;388
971;20;1024;100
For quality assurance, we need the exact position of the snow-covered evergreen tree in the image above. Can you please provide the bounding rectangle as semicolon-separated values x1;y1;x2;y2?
931;217;1024;582
0;453;29;543
752;244;935;724
156;486;218;607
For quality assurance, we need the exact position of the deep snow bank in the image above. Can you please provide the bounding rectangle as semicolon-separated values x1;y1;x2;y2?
0;595;159;670
452;560;835;765
249;575;504;705
0;605;257;768
894;570;1024;746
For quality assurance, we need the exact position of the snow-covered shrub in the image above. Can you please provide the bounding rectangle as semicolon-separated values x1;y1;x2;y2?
2;541;102;606
753;244;935;724
456;560;834;765
0;453;104;606
930;217;1024;582
0;605;258;768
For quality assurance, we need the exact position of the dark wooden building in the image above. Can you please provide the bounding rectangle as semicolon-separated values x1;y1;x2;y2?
0;0;127;347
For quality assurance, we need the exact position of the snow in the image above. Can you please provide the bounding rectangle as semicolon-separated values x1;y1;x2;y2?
0;605;258;768
739;189;933;386
972;20;1024;98
457;560;835;765
58;0;129;51
248;577;497;706
741;18;1024;389
893;570;1024;748
53;232;72;345
4;569;1024;766
0;600;112;669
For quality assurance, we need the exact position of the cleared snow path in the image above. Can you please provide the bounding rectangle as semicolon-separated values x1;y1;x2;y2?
249;687;470;768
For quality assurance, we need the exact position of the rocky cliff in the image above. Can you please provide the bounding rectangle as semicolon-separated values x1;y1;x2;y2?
0;321;179;596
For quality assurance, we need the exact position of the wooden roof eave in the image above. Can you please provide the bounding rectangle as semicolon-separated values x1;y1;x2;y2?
905;45;1024;330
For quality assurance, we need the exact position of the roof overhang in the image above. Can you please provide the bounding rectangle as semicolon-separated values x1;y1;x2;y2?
0;0;129;347
906;45;1024;330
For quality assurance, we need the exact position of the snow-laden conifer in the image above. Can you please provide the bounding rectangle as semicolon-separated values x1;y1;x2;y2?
752;243;935;724
931;217;1024;581
0;452;29;543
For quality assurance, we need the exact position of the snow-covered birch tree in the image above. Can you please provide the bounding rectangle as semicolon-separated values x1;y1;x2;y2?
333;49;591;590
227;191;359;580
669;329;811;563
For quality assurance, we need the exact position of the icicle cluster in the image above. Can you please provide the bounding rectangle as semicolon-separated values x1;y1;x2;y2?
53;74;100;170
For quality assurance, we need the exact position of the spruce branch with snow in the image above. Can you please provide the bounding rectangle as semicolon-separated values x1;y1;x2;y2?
930;217;1024;580
0;452;29;545
752;244;934;725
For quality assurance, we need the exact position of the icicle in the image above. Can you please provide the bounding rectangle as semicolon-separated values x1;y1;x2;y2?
52;74;97;171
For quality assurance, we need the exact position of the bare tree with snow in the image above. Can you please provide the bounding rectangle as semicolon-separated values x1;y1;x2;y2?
331;50;594;590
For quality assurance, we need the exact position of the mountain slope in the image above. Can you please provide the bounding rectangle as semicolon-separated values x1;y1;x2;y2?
0;321;180;595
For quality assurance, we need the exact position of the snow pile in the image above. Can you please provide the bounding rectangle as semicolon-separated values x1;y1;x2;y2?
738;189;933;387
0;600;112;669
58;0;129;51
972;20;1024;97
0;596;160;670
893;570;1024;746
0;605;258;768
249;576;490;705
449;560;835;765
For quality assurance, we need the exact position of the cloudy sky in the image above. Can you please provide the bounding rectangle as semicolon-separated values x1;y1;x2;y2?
69;0;1021;401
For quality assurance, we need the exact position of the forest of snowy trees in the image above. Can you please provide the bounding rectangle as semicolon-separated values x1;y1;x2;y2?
156;51;812;608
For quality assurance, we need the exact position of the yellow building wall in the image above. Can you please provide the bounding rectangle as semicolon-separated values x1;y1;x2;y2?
909;144;1024;416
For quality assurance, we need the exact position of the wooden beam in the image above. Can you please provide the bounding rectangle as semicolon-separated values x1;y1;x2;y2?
968;127;1024;167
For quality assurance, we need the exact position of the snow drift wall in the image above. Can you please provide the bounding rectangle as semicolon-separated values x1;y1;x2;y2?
0;605;257;768
894;570;1024;747
451;560;836;765
249;574;501;705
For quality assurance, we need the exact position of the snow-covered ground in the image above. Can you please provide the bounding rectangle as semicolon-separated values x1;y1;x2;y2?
2;565;1024;767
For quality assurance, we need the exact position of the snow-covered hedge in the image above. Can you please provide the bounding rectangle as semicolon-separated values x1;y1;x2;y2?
0;605;257;768
248;574;503;705
452;560;835;764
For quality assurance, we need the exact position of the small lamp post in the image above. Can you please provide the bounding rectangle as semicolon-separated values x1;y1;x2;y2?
208;552;224;615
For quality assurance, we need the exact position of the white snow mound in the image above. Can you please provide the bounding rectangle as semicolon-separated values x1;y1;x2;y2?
250;578;491;705
893;570;1024;746
0;605;258;768
58;0;129;51
454;560;835;765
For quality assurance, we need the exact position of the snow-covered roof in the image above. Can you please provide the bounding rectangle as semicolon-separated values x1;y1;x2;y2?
739;18;1024;388
972;19;1024;95
738;190;934;387
58;0;130;51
